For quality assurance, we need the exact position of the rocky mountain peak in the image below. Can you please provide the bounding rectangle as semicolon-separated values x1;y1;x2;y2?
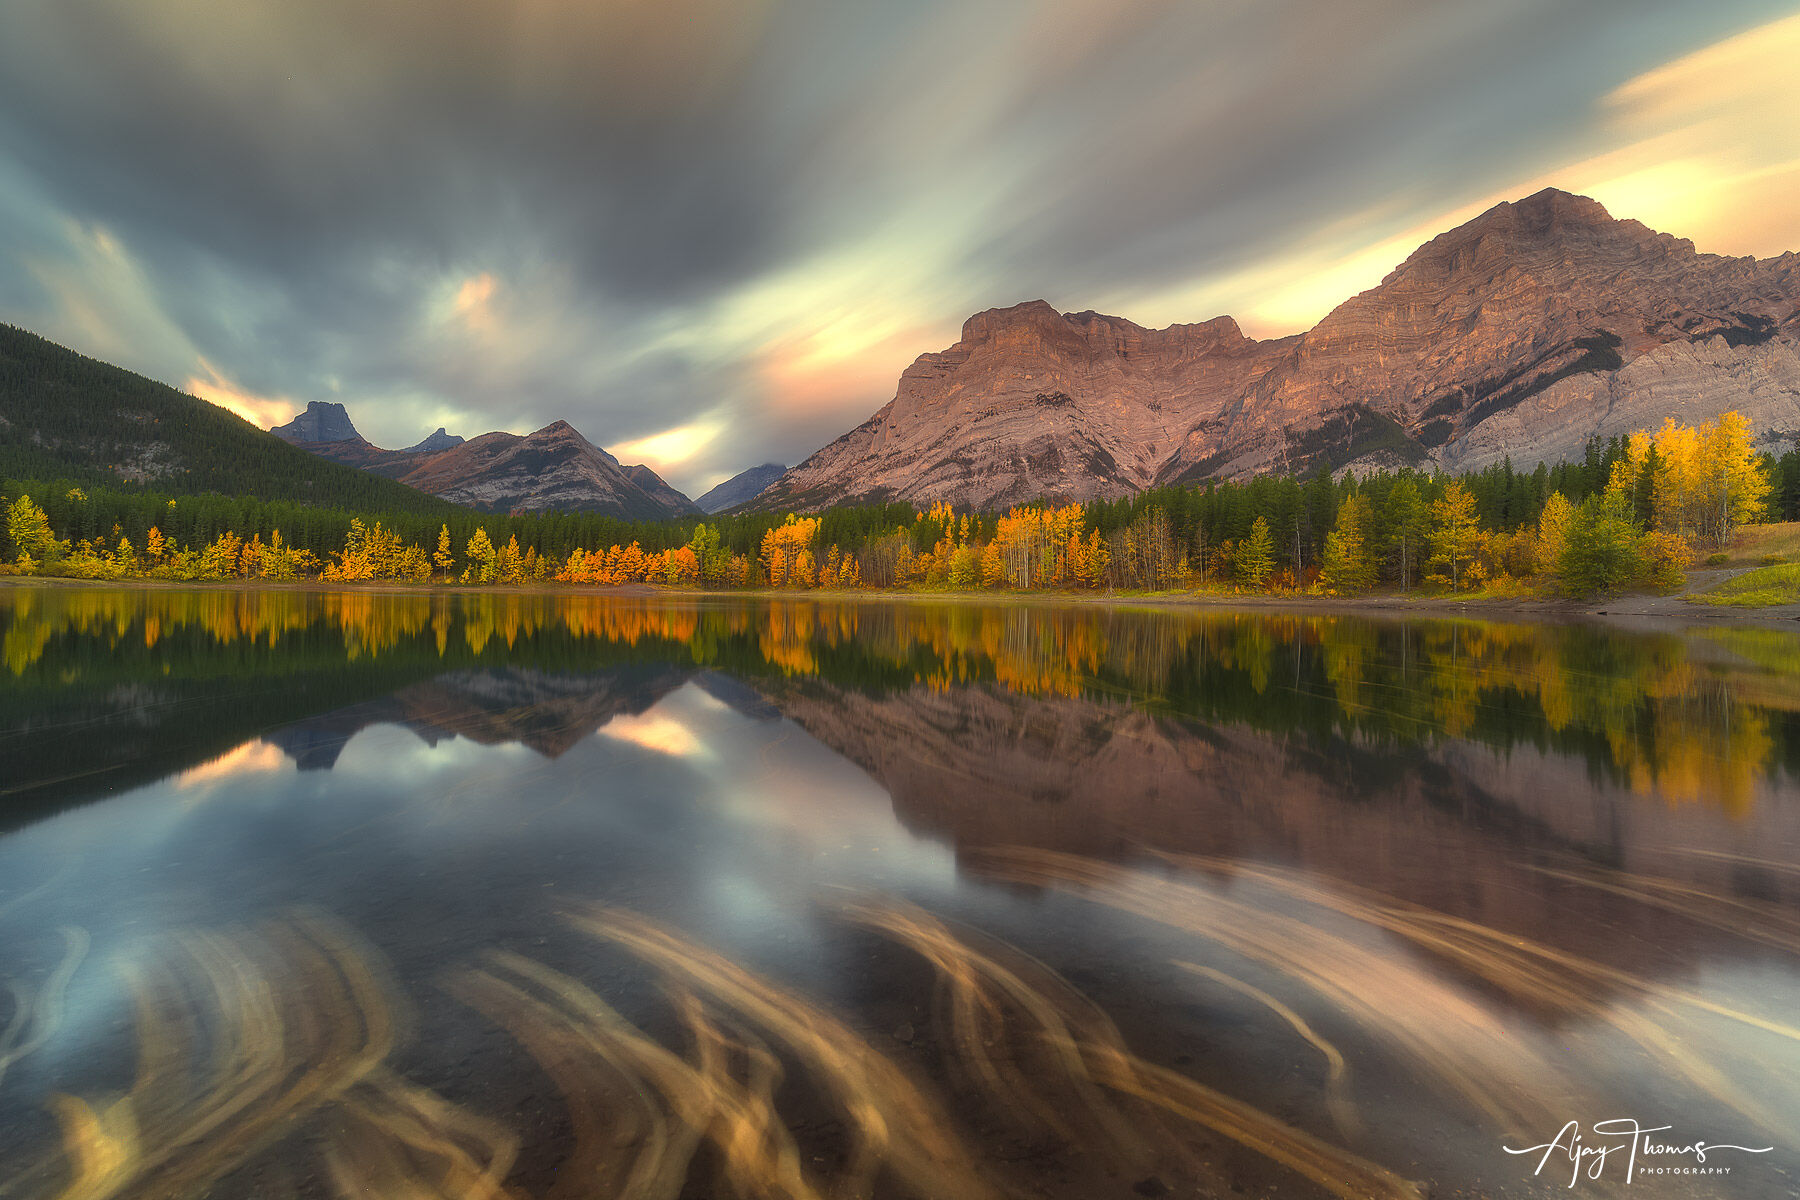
276;407;697;519
954;300;1094;360
271;400;362;445
694;462;788;514
1503;186;1615;230
403;427;464;454
1387;188;1688;290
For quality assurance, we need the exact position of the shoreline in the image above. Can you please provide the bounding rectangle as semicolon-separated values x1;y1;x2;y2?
7;573;1799;631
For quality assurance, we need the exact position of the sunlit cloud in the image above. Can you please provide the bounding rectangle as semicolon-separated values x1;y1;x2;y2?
754;318;945;416
600;711;706;758
1134;10;1800;339
448;271;498;331
608;418;725;475
0;0;1792;487
186;357;296;429
18;217;204;381
1563;11;1800;259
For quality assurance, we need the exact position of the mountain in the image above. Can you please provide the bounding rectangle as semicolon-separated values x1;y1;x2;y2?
0;325;455;514
270;400;362;445
759;190;1800;510
403;427;464;454
297;419;699;519
623;463;698;516
694;463;786;513
760;306;1286;509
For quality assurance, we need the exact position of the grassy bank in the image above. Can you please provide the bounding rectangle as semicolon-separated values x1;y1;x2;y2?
1694;563;1800;608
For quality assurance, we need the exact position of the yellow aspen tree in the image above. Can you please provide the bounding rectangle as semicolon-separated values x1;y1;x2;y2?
1427;482;1481;590
463;527;497;583
1084;529;1108;588
1536;491;1574;578
1703;410;1769;546
979;539;1005;587
433;525;455;576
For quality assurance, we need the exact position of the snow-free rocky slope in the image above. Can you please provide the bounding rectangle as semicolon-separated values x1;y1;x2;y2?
759;190;1800;510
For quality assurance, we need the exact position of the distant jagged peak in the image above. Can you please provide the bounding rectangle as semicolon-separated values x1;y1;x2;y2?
402;426;464;454
270;399;363;445
694;462;788;514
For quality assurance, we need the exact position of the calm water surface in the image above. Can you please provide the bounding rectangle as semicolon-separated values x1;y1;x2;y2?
2;585;1798;1199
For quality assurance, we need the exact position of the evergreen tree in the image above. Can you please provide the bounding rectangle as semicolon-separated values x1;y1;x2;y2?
1381;479;1427;590
1236;516;1274;588
1558;491;1644;598
1318;495;1376;595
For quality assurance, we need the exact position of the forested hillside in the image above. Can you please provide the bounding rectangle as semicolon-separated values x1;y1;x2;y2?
0;325;455;515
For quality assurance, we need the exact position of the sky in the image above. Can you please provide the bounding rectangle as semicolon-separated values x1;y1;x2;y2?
2;1;1798;496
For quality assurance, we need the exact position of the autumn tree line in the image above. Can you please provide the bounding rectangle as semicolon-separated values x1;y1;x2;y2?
0;413;1784;598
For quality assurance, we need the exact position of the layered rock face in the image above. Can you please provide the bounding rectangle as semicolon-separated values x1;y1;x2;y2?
694;462;787;513
1173;187;1800;481
762;190;1800;509
622;462;700;516
384;421;696;517
296;418;697;518
762;302;1292;510
270;400;363;444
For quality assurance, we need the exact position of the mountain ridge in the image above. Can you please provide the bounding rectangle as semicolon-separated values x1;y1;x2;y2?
758;189;1800;511
290;416;699;519
694;462;787;513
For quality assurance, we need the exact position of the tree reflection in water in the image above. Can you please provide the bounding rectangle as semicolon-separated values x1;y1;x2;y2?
1;585;1798;1198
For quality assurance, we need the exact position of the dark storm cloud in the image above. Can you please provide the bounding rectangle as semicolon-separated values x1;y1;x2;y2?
0;0;1794;490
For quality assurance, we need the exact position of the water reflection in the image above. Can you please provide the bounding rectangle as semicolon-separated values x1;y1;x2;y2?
1;585;1797;1197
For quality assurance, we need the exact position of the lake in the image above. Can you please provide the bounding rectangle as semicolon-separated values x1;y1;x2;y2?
1;585;1797;1199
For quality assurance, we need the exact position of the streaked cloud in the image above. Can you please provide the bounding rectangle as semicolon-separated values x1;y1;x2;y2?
186;359;296;429
609;417;726;478
1569;10;1800;258
0;0;1794;493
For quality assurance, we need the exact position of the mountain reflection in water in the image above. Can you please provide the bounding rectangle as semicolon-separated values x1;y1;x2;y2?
1;585;1797;1199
